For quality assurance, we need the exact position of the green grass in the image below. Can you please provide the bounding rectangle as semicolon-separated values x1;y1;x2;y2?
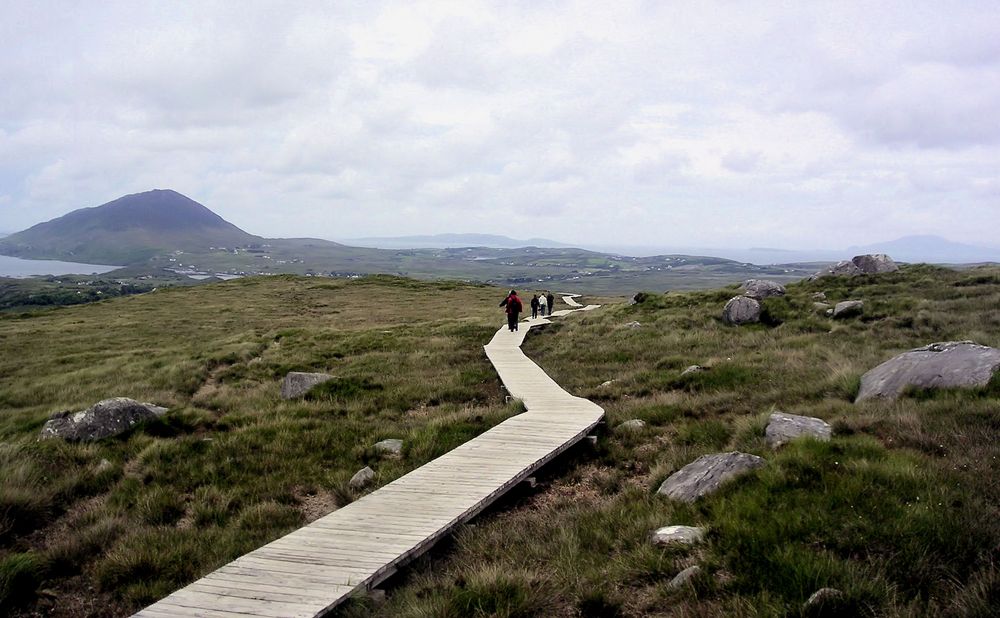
4;266;1000;616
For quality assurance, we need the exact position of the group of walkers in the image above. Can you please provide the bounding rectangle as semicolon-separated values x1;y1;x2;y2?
499;290;556;332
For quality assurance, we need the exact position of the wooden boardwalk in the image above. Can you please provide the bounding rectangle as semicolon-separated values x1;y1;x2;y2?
135;297;604;617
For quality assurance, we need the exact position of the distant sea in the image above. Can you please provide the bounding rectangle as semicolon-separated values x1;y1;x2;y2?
0;255;120;278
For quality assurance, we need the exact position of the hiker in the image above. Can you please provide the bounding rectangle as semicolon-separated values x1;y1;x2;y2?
499;290;523;331
547;291;555;315
538;292;548;317
530;294;540;319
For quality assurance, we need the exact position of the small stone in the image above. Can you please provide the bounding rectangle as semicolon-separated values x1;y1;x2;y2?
680;365;706;376
616;419;646;431
625;321;642;329
95;458;113;473
281;372;334;399
812;292;827;301
765;412;832;448
667;565;702;590
374;439;404;457
722;296;761;325
803;587;845;613
832;300;864;319
598;380;616;388
349;466;375;489
651;525;705;546
657;452;766;502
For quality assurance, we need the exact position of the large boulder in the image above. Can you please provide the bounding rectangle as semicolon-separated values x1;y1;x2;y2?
765;412;832;448
832;300;864;319
814;254;899;279
722;296;761;325
742;279;786;300
39;398;168;441
856;341;1000;402
281;372;334;399
657;452;766;502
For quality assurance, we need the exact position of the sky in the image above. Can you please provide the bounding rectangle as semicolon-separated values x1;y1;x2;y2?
1;0;999;250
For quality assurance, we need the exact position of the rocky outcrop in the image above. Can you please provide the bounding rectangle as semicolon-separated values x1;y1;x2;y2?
813;254;899;279
832;300;864;319
281;372;334;399
349;466;375;489
657;452;766;502
765;412;832;448
374;438;404;457
39;398;167;441
856;341;1000;402
722;296;761;325
742;279;786;299
651;525;705;546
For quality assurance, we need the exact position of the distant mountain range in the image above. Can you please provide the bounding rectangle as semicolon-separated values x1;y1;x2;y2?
0;190;262;264
344;233;572;250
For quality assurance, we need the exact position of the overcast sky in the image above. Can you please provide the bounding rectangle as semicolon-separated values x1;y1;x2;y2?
1;1;998;249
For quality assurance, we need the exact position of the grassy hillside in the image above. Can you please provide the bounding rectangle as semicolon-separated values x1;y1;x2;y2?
5;267;997;617
355;265;1000;617
0;276;532;616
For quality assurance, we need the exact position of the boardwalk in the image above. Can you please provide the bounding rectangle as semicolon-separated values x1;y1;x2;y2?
136;296;604;617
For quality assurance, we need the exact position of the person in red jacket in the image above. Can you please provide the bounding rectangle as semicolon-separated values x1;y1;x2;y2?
499;290;523;331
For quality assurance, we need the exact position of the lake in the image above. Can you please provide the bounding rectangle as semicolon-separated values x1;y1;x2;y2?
0;254;121;278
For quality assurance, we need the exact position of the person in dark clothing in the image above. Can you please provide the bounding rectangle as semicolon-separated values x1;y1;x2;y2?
499;290;523;331
530;294;540;319
546;291;555;315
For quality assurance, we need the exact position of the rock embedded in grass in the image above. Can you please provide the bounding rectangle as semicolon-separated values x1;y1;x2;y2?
39;397;167;441
813;302;831;311
630;292;648;305
625;321;642;329
374;438;404;457
349;466;375;489
680;365;706;376
741;279;786;299
281;371;334;399
616;419;646;431
765;412;831;448
667;565;702;590
722;296;761;325
856;341;1000;402
657;452;766;502
832;300;864;319
651;525;705;546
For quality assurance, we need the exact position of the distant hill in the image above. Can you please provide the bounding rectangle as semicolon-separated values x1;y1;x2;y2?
0;190;261;265
847;235;1000;264
344;233;573;250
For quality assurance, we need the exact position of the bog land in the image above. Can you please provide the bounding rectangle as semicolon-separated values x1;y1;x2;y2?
2;266;999;616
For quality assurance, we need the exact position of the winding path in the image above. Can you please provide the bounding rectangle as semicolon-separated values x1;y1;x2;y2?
136;296;604;618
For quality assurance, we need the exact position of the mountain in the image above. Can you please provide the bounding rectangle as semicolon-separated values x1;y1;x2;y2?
344;233;572;250
847;235;1000;264
0;190;261;265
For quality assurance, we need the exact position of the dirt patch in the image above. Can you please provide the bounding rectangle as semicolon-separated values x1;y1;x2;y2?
293;487;339;523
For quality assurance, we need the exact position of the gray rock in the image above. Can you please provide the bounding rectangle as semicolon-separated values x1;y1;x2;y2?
616;419;646;431
813;254;899;279
667;565;702;590
832;300;864;318
742;279;786;299
598;379;616;388
813;302;831;311
681;365;706;376
722;296;761;325
803;587;845;613
281;372;334;399
39;398;168;441
349;466;375;489
766;412;832;448
374;438;404;457
657;452;766;502
625;321;642;329
651;525;705;546
856;341;1000;402
812;292;827;301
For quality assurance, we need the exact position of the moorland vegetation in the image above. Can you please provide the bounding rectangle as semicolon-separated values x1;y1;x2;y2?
2;265;999;617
